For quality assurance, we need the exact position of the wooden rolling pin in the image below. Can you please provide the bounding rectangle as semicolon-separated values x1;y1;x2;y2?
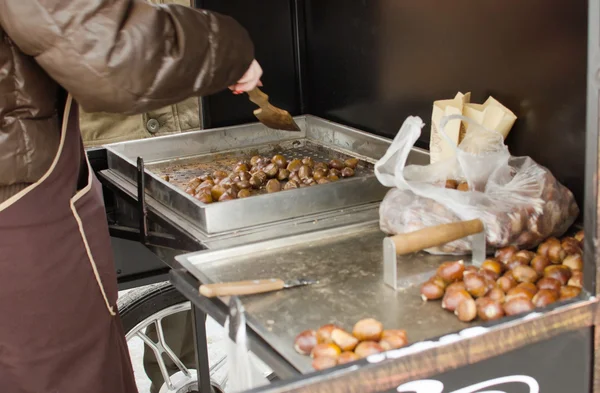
389;219;484;255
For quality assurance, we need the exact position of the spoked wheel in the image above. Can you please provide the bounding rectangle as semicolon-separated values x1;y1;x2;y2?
119;282;227;393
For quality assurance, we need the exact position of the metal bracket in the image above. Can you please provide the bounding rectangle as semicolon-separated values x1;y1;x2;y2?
137;156;149;244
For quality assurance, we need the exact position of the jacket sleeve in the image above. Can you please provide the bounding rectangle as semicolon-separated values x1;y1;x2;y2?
0;0;254;114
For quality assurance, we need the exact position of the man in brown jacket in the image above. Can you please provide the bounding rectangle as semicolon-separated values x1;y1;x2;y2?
0;1;261;392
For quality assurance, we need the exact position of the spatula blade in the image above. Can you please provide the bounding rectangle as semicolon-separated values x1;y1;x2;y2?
254;107;301;132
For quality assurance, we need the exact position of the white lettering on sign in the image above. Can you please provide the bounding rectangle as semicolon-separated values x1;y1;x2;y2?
396;375;539;393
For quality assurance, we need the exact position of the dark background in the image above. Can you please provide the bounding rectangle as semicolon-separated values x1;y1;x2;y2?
198;0;588;209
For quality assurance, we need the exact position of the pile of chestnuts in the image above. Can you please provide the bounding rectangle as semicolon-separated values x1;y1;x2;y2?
293;318;408;371
182;154;360;203
420;230;584;323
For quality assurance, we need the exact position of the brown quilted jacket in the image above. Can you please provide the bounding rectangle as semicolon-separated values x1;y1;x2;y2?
0;0;254;200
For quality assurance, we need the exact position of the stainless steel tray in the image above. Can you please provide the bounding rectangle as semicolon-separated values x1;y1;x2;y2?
176;223;474;374
105;115;428;234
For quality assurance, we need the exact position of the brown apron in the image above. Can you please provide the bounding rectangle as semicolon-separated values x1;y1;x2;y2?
0;96;137;393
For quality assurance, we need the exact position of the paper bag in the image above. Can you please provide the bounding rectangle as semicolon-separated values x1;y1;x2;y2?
429;92;471;164
463;96;517;140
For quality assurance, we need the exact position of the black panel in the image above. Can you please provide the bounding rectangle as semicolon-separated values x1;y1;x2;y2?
304;0;588;208
197;0;301;128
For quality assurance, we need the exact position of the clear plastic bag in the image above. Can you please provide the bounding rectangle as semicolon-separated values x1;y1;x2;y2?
375;115;579;254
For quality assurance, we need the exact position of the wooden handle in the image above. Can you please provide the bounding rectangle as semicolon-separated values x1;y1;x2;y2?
199;279;285;298
390;219;484;256
247;87;269;108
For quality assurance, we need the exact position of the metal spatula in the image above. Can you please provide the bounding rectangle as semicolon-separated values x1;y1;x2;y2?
247;88;301;132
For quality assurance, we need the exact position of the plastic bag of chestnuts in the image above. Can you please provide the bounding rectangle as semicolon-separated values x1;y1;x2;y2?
375;116;579;254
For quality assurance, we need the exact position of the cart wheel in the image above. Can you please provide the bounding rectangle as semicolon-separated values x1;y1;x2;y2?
118;281;228;393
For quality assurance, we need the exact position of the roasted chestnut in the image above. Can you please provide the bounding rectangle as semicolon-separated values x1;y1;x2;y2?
294;330;317;355
313;168;328;180
284;180;300;190
506;257;529;271
482;259;505;276
497;275;517;293
536;277;561;294
544;265;572;286
236;180;251;190
298;165;313;179
445;179;458;189
480;268;499;282
277;168;291;181
194;192;213;204
515;250;535;264
218;192;235;202
503;298;535;316
446;281;467;293
234;163;249;172
568;271;583;288
311;343;341;359
302;157;315;168
317;178;330;184
272;154;288;168
250;155;262;167
328;174;340;182
266;179;281;193
354;341;383;358
455;298;477;322
337;351;359;365
263;163;279;178
213;170;228;180
312;356;337;371
495;246;518;263
331;329;359;352
561;237;582;255
316;324;340;344
476;297;505;321
456;182;469;191
249;172;267;188
341;167;355;178
506;287;534;302
420;280;445;301
530;255;551;276
516;282;538;298
379;332;408;350
488;288;506;303
511;265;538;284
464;265;479;275
344;158;359;169
562;254;583;271
560;285;581;300
463;273;488;298
237;189;252;198
210;185;227;201
442;289;472;312
314;162;329;171
287;159;303;172
532;289;557;308
352;318;383;342
537;238;559;258
329;159;345;170
381;329;408;342
574;230;585;246
436;260;465;283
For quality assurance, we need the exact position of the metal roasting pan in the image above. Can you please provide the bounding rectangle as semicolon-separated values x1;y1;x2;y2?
105;115;428;234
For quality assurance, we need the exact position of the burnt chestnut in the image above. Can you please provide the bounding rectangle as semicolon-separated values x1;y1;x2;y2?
536;277;562;294
337;351;360;365
495;246;519;263
420;280;445;301
311;343;341;359
331;329;359;352
455;298;477;322
482;259;505;276
329;159;345;170
463;273;488;298
568;271;583;288
560;285;582;300
344;158;359;169
532;289;558;308
442;289;472;312
272;154;288;168
312;356;337;371
352;318;383;342
511;265;538;284
341;167;355;178
294;330;317;355
503;298;535;316
445;179;458;189
530;255;551;275
298;165;313;179
436;260;465;283
562;254;583;271
544;265;572;286
354;342;383;358
316;324;340;344
476;297;505;321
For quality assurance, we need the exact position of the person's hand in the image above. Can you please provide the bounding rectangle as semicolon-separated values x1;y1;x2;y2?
229;59;263;94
